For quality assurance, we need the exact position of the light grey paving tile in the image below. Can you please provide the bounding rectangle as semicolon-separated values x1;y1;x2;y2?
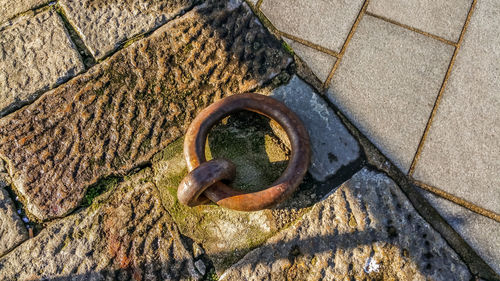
413;0;500;214
0;0;47;23
419;189;500;274
283;38;336;83
261;0;364;52
269;75;360;181
327;15;454;172
368;0;472;42
59;0;196;59
0;9;84;117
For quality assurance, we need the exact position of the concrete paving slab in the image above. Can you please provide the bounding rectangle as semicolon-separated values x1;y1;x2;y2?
412;0;500;214
220;168;471;280
59;0;196;59
419;189;500;274
0;0;47;23
260;0;364;52
368;0;472;42
283;38;336;83
0;9;84;117
269;75;360;181
328;15;454;172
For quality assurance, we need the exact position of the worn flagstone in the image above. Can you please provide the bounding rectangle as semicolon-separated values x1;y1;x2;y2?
0;169;201;281
59;0;196;59
0;175;28;257
0;0;291;221
0;8;84;117
0;0;48;23
220;168;471;280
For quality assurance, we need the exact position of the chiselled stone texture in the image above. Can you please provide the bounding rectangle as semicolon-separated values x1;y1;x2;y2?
0;0;291;221
0;0;47;23
0;184;28;257
0;9;84;117
221;168;470;280
0;169;201;281
59;0;196;59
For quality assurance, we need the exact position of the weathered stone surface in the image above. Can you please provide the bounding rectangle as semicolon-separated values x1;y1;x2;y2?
0;0;47;23
368;0;472;42
328;15;454;171
270;75;360;181
413;0;500;214
283;38;336;83
0;181;28;257
0;0;291;220
0;8;84;116
261;0;364;52
59;0;196;59
220;168;471;280
419;189;500;275
0;169;201;280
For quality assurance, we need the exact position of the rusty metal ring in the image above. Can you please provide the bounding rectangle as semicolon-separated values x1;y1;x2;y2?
177;159;236;207
182;92;311;211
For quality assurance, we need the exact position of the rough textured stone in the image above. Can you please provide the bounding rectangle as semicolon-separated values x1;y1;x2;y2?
413;0;500;214
0;169;201;281
261;0;364;52
0;8;84;116
0;0;47;23
0;183;28;257
419;189;500;275
368;0;472;42
283;38;336;83
328;15;454;172
0;0;291;221
269;75;360;181
59;0;196;59
220;168;471;280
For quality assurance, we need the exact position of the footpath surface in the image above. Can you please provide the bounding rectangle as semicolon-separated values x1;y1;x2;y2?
0;0;498;280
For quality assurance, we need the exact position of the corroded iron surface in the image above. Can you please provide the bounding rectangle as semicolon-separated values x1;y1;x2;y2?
0;0;291;220
180;93;310;211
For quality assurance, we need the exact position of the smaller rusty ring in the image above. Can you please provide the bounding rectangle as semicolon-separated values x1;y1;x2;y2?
177;159;236;207
181;92;311;211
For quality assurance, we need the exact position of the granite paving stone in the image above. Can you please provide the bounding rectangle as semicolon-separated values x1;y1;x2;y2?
220;168;471;280
0;168;201;281
260;0;364;52
59;0;196;59
328;15;454;172
269;75;360;181
0;0;291;221
419;189;500;275
412;0;500;214
283;38;336;83
0;0;48;23
0;9;84;117
368;0;472;42
0;182;29;257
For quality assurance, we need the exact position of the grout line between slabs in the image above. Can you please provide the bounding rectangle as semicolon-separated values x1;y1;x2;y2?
277;31;340;57
322;0;370;89
365;12;458;47
256;0;263;10
414;179;500;223
408;0;477;175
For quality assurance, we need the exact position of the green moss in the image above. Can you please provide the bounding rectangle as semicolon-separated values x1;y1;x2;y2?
281;40;295;55
82;176;120;207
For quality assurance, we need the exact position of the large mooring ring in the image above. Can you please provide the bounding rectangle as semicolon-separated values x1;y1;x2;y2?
178;92;311;211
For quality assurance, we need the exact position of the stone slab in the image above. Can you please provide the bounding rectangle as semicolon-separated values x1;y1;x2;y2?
261;0;364;52
0;0;291;220
0;0;47;23
0;168;201;280
412;0;500;214
59;0;196;59
368;0;472;42
0;9;84;117
0;183;29;257
283;38;336;83
220;168;471;280
269;75;360;181
328;15;454;172
419;189;500;275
